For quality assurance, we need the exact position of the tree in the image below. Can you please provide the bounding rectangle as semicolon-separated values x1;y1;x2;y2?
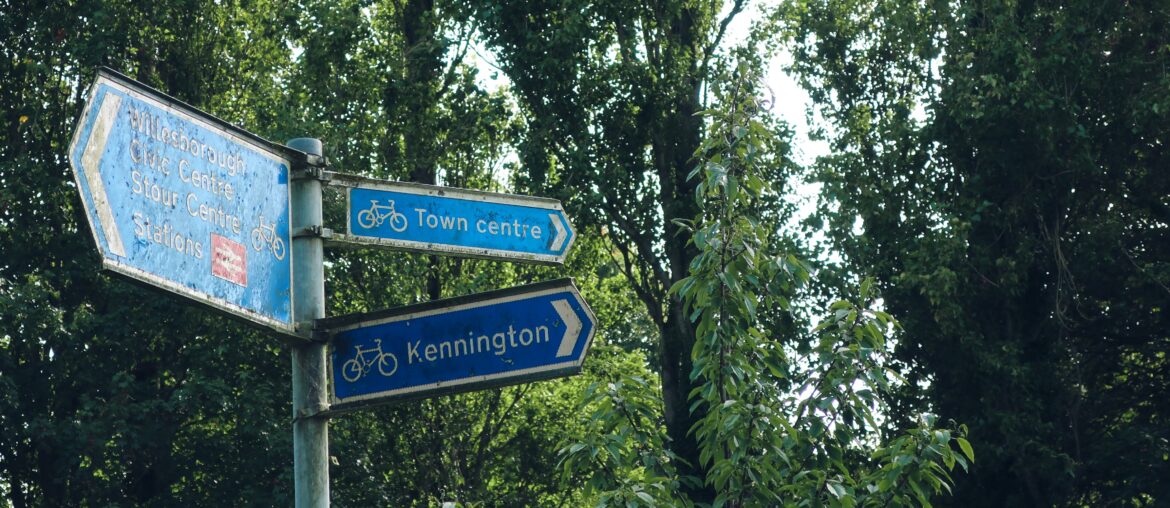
783;0;1170;504
0;0;656;504
560;64;972;507
462;0;769;496
269;0;663;504
0;0;297;505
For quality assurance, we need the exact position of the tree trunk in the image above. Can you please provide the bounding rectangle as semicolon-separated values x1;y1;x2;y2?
400;0;443;302
653;75;709;501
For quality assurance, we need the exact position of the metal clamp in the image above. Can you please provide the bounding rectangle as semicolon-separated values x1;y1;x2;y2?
293;225;333;239
290;165;333;182
292;320;331;343
307;317;333;343
289;148;331;181
292;403;333;423
310;329;331;342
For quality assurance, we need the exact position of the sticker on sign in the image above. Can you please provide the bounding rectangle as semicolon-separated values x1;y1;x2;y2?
211;234;248;287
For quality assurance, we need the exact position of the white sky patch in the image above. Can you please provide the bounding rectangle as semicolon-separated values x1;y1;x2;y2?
700;3;831;245
467;5;829;210
469;39;509;94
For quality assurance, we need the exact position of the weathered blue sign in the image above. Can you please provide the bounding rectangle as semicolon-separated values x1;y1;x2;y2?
337;177;575;264
69;69;296;334
321;279;595;408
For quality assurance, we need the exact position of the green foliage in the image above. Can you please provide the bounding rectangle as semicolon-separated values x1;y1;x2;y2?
1;1;297;505
460;3;792;497
557;347;695;507
781;0;1170;505
0;0;657;506
283;3;662;505
679;67;970;507
559;65;972;508
9;0;1161;505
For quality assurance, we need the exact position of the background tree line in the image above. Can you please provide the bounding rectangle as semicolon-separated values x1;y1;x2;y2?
0;0;1164;506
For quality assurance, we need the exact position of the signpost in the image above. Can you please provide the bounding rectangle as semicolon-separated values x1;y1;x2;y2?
69;68;596;507
69;69;297;335
319;279;595;410
331;175;576;264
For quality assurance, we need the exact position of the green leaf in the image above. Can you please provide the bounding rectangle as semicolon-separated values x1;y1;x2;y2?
957;437;975;462
909;477;930;507
827;481;846;499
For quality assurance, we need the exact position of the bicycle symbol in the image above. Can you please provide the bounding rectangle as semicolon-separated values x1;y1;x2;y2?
356;199;408;232
341;338;399;382
250;215;286;260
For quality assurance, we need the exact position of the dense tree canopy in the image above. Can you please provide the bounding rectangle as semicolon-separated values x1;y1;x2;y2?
1;0;1166;506
1;0;650;505
784;0;1169;505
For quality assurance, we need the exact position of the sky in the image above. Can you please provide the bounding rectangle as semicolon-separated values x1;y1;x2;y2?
467;4;827;163
465;3;830;224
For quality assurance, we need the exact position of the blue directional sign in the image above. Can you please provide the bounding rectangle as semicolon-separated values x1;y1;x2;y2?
336;176;576;264
69;69;296;334
321;279;596;408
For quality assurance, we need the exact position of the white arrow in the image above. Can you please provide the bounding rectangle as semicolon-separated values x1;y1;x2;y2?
79;94;126;257
552;298;582;358
548;213;567;252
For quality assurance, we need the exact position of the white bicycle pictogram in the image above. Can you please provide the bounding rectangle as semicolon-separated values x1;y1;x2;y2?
341;338;399;382
250;215;287;260
356;199;408;232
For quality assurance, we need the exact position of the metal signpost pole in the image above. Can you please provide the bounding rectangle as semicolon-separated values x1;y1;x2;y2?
289;137;329;507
